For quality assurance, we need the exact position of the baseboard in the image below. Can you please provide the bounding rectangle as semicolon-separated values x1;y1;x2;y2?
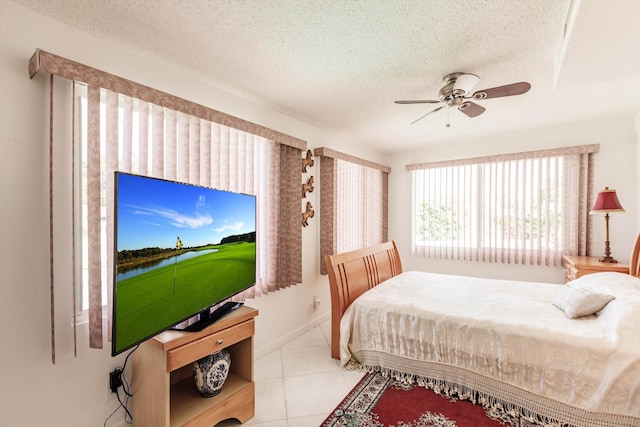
254;311;330;359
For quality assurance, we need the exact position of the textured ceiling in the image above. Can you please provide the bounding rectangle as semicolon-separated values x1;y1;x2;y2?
11;0;640;153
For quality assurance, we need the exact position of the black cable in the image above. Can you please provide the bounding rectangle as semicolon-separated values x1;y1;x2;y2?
103;344;139;425
120;344;139;397
103;403;120;427
121;369;132;397
116;387;133;422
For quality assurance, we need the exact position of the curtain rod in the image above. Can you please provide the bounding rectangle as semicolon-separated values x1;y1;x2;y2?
314;147;391;173
29;49;307;151
406;144;600;171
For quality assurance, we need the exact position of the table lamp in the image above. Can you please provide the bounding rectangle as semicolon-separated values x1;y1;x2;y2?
590;187;624;263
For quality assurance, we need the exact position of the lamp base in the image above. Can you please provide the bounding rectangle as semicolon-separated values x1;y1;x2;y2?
599;237;618;263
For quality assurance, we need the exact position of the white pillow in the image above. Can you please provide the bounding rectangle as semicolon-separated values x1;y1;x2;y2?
553;286;615;318
567;271;640;295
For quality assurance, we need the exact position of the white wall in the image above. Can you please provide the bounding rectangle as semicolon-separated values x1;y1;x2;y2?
389;116;638;283
0;2;384;426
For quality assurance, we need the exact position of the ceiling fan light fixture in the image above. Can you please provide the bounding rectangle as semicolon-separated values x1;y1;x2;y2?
453;73;480;96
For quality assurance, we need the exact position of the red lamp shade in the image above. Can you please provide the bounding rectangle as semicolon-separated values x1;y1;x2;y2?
591;187;624;213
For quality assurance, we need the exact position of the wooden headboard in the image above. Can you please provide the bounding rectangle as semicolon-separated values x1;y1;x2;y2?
324;241;403;359
629;233;640;277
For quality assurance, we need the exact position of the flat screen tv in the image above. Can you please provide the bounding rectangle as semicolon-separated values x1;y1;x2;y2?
111;172;256;356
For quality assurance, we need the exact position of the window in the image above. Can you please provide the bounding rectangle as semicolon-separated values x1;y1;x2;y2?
75;85;304;348
408;145;598;266
314;147;389;274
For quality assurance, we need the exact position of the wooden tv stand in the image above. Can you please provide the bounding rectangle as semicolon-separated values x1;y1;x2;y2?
132;306;258;427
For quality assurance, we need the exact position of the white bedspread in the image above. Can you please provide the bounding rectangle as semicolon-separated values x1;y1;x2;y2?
340;271;640;426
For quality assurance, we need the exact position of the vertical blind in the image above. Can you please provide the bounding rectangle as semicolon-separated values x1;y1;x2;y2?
79;84;303;346
315;147;389;274
407;145;598;266
30;49;305;359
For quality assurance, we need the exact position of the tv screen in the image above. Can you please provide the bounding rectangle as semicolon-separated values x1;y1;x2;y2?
111;172;256;356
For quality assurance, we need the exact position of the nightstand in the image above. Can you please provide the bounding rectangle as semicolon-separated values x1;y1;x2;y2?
562;255;629;283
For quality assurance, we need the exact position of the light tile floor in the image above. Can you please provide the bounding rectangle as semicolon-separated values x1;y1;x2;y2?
216;320;365;427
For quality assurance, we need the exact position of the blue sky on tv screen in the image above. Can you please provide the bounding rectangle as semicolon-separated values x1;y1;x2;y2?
116;173;256;251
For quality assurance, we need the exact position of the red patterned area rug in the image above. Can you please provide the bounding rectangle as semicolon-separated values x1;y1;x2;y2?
322;372;533;427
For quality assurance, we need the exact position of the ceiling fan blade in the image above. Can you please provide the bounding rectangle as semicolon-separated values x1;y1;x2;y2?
411;105;445;124
394;99;441;104
470;82;531;100
458;101;485;118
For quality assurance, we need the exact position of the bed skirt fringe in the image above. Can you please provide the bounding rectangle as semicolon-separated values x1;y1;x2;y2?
345;359;638;427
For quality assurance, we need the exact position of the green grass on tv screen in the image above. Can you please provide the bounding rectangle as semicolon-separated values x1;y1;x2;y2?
113;241;255;354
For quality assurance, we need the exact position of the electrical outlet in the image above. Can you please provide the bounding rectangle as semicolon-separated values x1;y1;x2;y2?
104;375;117;402
313;295;320;310
109;369;123;393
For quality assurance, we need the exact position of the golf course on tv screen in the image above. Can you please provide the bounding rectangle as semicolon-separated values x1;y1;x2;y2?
112;172;256;355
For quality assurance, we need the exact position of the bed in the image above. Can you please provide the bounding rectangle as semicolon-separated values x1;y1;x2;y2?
325;240;640;427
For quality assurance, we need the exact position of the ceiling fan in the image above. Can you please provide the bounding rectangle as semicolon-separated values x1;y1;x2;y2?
395;72;531;125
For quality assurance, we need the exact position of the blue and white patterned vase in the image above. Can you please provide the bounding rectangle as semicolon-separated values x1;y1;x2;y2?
193;349;231;398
